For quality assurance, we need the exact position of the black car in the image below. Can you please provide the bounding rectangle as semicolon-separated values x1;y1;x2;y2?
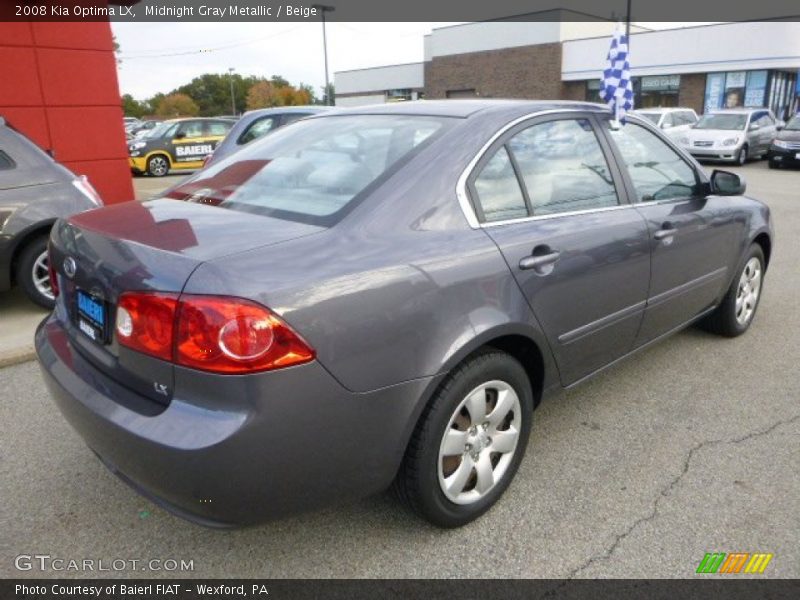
768;115;800;169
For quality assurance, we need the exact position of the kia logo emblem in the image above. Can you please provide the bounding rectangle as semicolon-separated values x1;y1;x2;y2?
63;256;77;279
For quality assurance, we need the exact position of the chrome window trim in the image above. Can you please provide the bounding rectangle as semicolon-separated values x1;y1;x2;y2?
456;107;628;229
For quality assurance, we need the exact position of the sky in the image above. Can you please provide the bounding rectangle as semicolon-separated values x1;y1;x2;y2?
113;22;457;99
112;22;706;100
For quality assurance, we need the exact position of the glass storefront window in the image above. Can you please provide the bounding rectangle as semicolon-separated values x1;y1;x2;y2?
745;71;768;107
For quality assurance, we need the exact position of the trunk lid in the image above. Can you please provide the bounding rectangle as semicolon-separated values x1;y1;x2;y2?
49;199;324;407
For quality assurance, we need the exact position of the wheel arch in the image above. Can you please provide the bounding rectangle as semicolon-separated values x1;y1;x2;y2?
8;219;56;285
752;231;771;271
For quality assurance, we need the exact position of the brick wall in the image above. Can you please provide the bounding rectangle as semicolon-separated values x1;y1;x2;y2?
425;43;570;100
679;73;707;114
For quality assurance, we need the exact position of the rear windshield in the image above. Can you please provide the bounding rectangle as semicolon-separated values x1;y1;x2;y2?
167;114;452;226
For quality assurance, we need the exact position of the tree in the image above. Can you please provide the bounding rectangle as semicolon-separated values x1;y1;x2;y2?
246;81;279;109
155;93;199;118
298;83;317;105
121;94;146;118
270;75;290;88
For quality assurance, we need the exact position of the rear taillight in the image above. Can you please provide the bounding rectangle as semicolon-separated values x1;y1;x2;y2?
47;244;59;298
115;292;315;374
72;175;104;207
116;292;179;361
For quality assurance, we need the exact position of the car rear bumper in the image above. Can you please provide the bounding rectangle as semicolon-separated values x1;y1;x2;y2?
35;315;434;526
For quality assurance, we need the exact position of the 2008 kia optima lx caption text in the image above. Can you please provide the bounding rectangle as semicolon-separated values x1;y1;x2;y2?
36;100;773;528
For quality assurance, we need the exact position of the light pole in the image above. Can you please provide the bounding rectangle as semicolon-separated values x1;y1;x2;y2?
228;67;236;116
312;4;335;105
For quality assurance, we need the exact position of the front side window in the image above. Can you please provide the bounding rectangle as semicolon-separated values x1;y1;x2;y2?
166;115;452;226
508;119;619;216
607;122;699;202
239;117;277;145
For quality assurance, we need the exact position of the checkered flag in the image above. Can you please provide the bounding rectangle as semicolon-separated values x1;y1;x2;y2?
599;24;634;123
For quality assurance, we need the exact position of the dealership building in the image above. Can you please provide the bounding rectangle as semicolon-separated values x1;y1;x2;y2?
335;21;800;120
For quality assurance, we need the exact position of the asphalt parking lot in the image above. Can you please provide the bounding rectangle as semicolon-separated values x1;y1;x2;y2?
0;162;798;579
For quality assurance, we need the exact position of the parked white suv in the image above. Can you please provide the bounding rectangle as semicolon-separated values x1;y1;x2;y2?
634;107;698;142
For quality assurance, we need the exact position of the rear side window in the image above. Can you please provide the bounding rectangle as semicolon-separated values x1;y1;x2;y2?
238;116;277;145
206;121;232;136
508;119;619;216
472;147;528;222
0;150;15;170
167;114;452;227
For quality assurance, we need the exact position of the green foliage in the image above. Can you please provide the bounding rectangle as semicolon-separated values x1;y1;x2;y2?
124;72;317;119
154;93;200;118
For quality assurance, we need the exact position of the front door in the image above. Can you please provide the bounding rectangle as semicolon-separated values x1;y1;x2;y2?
468;114;651;385
599;118;741;345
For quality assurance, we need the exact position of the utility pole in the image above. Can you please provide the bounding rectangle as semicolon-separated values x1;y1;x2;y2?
228;67;236;116
312;4;335;105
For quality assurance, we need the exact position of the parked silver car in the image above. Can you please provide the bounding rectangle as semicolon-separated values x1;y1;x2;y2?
633;107;698;143
679;108;780;165
0;117;103;307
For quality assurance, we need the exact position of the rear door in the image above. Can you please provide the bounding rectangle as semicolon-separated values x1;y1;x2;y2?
471;113;651;385
599;117;741;345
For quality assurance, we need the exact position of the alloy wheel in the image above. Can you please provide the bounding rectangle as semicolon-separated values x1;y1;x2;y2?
32;250;54;301
735;257;762;325
149;156;168;176
437;380;521;505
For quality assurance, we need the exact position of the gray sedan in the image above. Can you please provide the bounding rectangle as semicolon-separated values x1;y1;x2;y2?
37;100;772;528
0;117;103;307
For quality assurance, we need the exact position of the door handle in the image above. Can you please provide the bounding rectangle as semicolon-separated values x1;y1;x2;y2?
519;250;561;271
654;227;678;241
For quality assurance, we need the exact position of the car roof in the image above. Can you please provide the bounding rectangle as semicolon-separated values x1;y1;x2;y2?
327;99;610;119
242;106;335;118
161;117;237;123
710;108;768;114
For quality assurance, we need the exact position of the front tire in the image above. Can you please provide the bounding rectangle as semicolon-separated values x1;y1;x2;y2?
736;145;748;166
147;154;169;177
394;351;533;528
16;236;55;309
701;244;765;337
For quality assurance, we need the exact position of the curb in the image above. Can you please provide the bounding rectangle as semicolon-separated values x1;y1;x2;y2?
0;346;36;369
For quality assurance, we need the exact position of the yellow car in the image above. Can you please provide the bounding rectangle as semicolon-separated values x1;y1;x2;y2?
128;117;235;176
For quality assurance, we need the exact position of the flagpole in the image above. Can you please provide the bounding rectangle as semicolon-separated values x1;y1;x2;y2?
625;0;631;43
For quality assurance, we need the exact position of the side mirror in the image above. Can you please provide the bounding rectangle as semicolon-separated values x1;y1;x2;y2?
776;120;786;130
174;131;186;140
711;170;746;196
748;123;760;131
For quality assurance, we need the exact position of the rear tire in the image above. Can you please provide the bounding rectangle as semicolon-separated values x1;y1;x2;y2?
147;154;169;177
700;244;765;337
16;235;55;309
768;160;779;169
393;350;533;528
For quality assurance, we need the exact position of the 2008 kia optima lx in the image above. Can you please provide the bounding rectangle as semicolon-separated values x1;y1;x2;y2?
37;101;773;528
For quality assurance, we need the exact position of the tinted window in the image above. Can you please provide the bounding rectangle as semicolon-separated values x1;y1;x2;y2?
0;150;14;170
238;116;277;145
473;147;528;222
608;122;699;202
508;119;619;216
206;121;232;136
167;115;451;227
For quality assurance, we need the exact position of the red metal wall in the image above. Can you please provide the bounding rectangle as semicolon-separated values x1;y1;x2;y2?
0;22;134;204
